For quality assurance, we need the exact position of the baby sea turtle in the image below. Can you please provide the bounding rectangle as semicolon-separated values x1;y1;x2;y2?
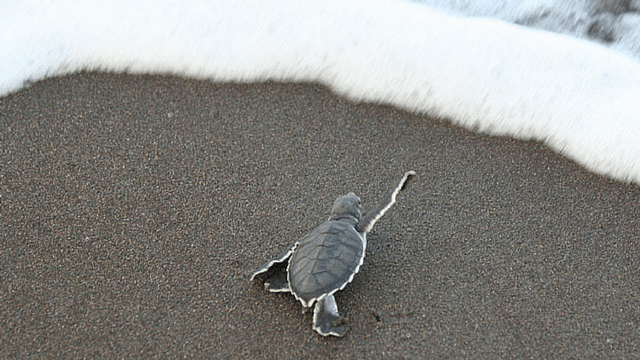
251;171;416;337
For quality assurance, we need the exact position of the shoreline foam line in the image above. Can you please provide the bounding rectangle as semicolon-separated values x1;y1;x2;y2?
2;0;640;183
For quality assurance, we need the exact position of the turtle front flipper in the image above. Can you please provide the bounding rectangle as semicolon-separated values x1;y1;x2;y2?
262;261;291;292
312;294;347;337
250;244;297;284
356;171;416;234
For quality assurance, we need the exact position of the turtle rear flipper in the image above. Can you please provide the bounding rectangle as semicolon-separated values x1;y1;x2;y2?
356;171;416;234
312;295;347;337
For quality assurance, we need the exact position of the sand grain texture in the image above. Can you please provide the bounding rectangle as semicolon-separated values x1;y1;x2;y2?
1;73;639;359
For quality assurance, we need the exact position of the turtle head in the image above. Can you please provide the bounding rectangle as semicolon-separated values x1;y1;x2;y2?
328;192;362;224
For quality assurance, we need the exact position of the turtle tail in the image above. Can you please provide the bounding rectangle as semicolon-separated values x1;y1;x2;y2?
356;171;416;234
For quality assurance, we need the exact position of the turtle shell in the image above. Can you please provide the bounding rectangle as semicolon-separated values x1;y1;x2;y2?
288;220;366;307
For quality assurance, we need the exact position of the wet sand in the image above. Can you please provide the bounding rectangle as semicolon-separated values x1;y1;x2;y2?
1;72;639;359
